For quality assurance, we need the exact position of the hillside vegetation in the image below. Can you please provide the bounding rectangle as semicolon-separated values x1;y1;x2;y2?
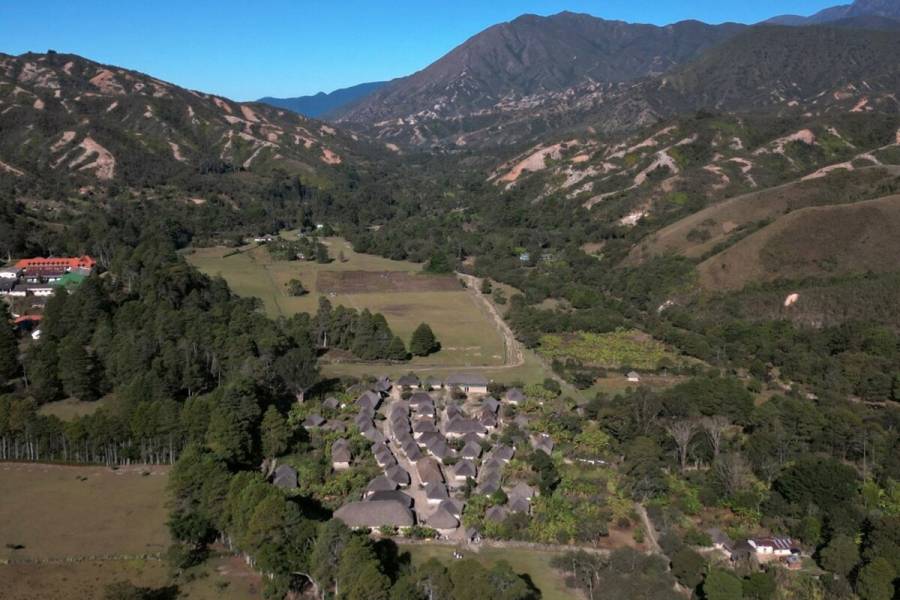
697;194;900;290
629;166;900;262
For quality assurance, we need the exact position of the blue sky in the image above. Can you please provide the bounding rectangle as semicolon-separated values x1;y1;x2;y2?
1;1;839;100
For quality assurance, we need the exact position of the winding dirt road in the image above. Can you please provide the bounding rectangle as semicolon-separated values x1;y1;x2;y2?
455;273;524;370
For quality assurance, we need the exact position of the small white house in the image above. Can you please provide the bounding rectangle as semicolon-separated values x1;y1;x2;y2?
748;537;794;557
626;371;641;383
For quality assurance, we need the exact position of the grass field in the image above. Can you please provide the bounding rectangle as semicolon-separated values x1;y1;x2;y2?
0;463;170;561
400;543;576;600
186;237;507;368
0;555;262;600
0;464;260;600
38;397;105;421
323;347;556;386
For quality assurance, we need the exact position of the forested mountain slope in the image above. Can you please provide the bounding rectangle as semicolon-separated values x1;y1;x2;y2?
331;12;745;148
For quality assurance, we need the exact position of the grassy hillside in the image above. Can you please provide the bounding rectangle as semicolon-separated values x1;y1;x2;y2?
697;194;900;290
629;166;900;262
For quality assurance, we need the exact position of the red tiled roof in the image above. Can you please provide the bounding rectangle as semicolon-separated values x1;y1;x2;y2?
13;315;42;324
14;256;96;270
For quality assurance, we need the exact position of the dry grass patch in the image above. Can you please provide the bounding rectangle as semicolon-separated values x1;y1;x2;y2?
317;270;460;294
697;195;900;290
0;463;170;561
628;166;900;263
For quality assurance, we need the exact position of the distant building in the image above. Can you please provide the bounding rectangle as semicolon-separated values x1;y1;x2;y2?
748;537;795;557
334;500;415;531
332;439;352;470
626;371;641;383
272;464;298;490
15;256;96;272
447;373;489;395
505;388;525;405
397;374;420;389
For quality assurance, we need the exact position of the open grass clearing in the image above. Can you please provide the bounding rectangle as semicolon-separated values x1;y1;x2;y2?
323;348;558;387
0;559;170;600
0;555;261;600
0;463;170;561
186;237;507;368
37;397;106;421
400;543;576;600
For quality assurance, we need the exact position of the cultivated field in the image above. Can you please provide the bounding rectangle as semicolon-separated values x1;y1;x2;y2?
187;237;507;368
401;543;575;600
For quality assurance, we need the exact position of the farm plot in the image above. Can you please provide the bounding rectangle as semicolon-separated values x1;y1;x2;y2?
187;237;507;368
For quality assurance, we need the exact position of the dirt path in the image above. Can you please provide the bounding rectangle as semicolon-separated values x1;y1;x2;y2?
636;503;662;555
456;273;524;369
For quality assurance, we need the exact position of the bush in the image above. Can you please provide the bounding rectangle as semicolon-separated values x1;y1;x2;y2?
406;525;438;539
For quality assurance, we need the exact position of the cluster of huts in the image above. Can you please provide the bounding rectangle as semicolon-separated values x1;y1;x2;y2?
329;374;549;538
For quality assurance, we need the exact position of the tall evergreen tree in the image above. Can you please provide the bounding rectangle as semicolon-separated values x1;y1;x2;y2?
260;405;290;458
0;303;19;382
57;335;98;401
387;336;409;361
410;323;439;357
206;378;261;465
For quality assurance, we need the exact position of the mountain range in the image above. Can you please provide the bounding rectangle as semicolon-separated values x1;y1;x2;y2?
0;52;374;197
253;0;900;151
257;81;386;118
767;0;900;25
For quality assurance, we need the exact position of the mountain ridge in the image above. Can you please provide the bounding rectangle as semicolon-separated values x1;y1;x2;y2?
330;12;746;146
258;81;387;118
766;0;900;25
0;51;375;195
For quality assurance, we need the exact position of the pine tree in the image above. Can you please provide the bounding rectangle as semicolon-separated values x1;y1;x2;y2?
387;336;408;361
206;378;261;465
260;405;290;458
351;310;377;360
410;323;438;357
57;334;98;401
0;303;19;382
25;341;62;403
315;243;330;264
